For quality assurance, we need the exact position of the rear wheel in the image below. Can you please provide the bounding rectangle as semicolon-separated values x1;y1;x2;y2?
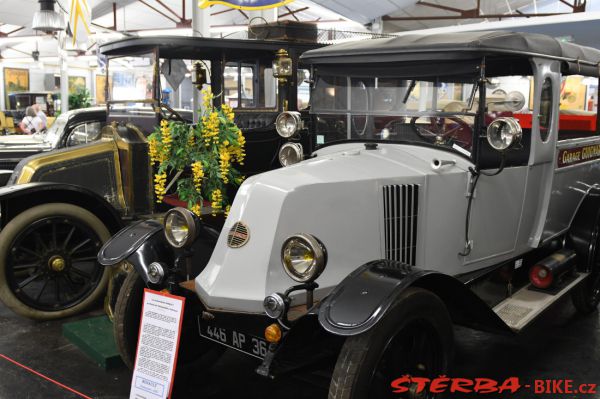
329;288;453;399
0;203;110;320
113;270;224;369
572;223;600;314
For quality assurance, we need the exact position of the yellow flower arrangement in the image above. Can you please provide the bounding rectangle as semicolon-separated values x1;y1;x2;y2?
148;87;245;218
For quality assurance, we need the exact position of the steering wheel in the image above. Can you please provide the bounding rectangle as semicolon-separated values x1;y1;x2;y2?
160;103;186;123
410;116;471;146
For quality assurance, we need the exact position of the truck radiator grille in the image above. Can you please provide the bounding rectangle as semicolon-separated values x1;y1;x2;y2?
383;184;419;265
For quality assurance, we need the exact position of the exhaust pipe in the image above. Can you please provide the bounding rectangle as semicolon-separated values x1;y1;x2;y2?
529;249;576;289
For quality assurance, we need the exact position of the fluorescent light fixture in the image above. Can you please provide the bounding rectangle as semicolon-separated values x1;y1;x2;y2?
32;0;66;33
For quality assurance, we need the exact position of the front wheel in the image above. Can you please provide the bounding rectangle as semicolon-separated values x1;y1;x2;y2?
113;270;224;369
329;288;454;399
0;203;111;320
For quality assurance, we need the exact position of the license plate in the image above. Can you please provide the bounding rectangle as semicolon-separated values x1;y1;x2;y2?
198;318;268;359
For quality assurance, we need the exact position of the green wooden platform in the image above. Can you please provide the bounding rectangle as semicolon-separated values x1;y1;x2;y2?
62;315;124;370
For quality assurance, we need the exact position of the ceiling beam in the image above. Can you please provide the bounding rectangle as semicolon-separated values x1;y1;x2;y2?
278;6;309;18
155;0;184;21
284;6;301;21
138;0;180;24
383;12;580;21
384;0;586;22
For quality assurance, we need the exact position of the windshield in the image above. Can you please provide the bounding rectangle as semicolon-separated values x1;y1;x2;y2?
311;74;480;155
41;113;68;147
108;53;156;108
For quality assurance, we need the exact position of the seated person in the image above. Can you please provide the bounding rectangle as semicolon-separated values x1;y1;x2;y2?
19;106;43;135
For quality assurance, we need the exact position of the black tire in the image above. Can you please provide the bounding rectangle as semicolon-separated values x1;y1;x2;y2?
572;224;600;314
329;288;454;399
113;269;145;369
113;270;224;370
0;203;110;320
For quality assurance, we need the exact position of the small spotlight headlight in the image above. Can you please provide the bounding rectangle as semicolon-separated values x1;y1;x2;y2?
278;142;303;167
281;233;327;283
276;111;301;138
263;293;287;319
486;117;522;151
164;207;198;248
147;262;166;284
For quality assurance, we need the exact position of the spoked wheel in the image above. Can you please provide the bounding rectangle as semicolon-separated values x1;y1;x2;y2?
572;223;600;314
0;203;110;320
329;288;453;399
114;270;224;370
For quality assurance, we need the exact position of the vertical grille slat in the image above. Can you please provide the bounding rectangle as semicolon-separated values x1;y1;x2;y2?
382;184;419;266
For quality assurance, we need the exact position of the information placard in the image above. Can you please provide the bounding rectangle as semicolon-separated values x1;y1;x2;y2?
130;289;185;399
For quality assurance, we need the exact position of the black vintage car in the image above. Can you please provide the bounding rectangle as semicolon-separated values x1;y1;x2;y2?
0;33;320;321
0;107;106;179
4;92;59;126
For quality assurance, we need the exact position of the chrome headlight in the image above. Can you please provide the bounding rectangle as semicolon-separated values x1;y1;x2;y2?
147;262;166;284
263;293;287;319
278;142;303;167
275;111;301;138
164;207;198;248
281;233;327;283
486;117;522;151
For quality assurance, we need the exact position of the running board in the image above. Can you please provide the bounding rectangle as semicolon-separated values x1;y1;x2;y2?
493;272;588;332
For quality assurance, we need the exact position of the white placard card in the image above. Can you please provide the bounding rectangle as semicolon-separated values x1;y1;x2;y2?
130;289;185;399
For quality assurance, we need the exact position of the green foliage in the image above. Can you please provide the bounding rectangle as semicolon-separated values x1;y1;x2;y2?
68;88;92;110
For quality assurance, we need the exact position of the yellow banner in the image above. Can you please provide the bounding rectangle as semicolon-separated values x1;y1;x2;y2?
198;0;294;10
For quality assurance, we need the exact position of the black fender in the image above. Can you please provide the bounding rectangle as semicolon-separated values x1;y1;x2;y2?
0;182;123;233
567;188;600;272
97;219;220;285
318;259;512;336
97;220;175;284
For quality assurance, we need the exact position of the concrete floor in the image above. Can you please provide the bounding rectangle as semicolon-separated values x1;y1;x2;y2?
0;294;598;399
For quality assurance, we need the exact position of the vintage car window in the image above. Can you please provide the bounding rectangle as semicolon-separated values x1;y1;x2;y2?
67;121;103;147
539;78;553;141
557;75;599;140
224;62;277;109
42;113;69;148
311;75;478;155
297;69;311;110
108;53;155;108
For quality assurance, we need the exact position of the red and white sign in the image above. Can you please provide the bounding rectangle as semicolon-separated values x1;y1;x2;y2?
130;289;185;399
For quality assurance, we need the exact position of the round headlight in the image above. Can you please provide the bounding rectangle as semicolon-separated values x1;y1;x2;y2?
164;207;197;248
278;142;303;167
147;262;166;284
276;111;301;138
263;293;287;319
486;117;522;151
281;233;327;283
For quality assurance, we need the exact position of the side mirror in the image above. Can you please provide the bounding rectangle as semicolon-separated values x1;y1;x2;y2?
486;117;522;151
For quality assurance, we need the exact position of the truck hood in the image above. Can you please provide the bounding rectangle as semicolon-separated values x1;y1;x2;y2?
195;143;471;313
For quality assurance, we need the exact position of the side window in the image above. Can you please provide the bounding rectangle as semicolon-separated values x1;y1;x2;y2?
224;61;277;109
558;75;598;140
67;121;103;147
539;77;553;142
297;69;310;110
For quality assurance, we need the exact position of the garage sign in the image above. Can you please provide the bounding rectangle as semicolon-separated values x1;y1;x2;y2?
557;144;600;168
198;0;294;10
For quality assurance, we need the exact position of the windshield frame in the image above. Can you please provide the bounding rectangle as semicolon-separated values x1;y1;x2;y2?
309;71;483;158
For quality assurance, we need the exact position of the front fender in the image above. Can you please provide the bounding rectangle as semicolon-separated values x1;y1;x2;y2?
318;259;512;336
97;220;175;284
0;182;123;233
